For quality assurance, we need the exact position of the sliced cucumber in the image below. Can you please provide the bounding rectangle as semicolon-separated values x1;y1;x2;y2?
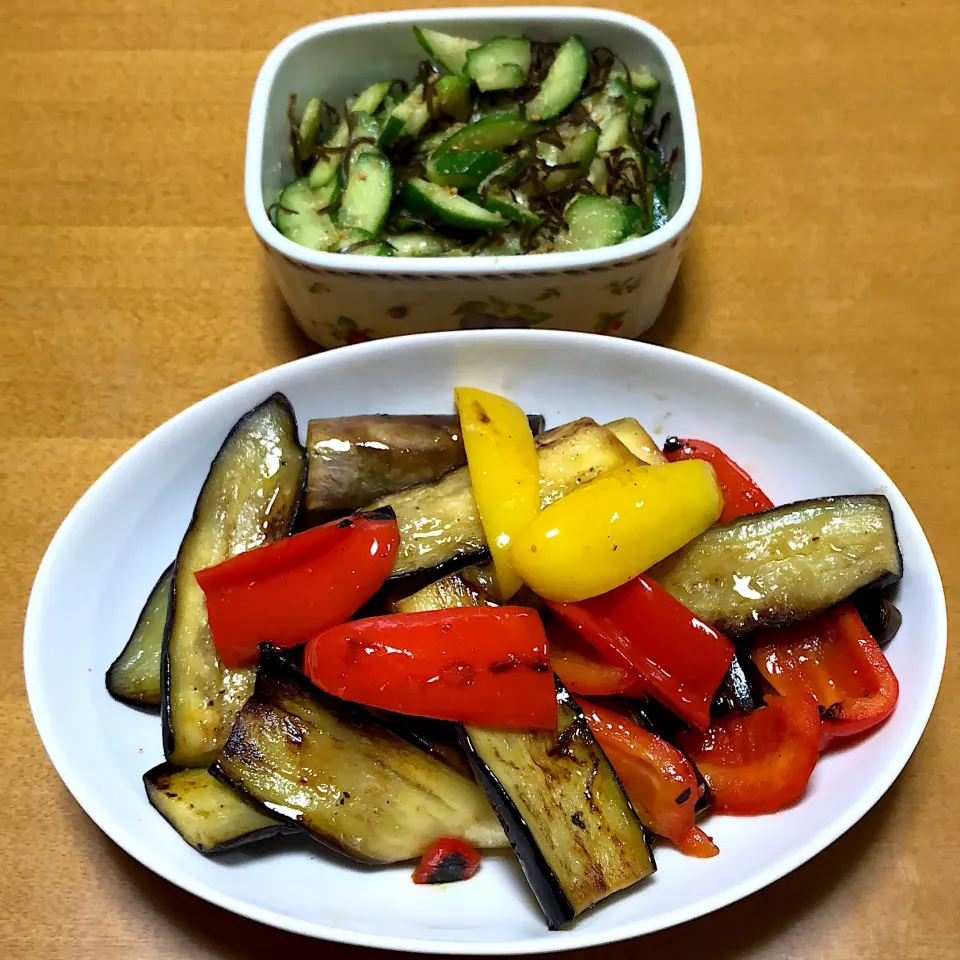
417;124;464;155
544;127;598;192
477;146;533;193
525;36;589;121
474;230;524;256
405;178;505;230
414;26;481;76
308;120;349;189
560;195;627;251
349;110;381;154
426;149;502;189
336;228;394;256
348;79;393;115
465;37;531;92
384;232;455;257
275;178;338;250
436;74;473;120
380;85;429;146
297;97;324;161
631;66;660;93
482;188;542;227
438;113;539;153
339;151;392;234
597;110;630;153
588;155;609;194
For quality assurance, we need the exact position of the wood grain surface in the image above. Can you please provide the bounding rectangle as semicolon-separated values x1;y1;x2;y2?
1;0;957;956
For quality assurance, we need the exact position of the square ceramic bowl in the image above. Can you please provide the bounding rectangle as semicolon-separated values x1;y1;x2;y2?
245;7;701;348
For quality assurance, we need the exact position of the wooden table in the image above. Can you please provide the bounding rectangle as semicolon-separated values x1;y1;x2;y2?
2;0;957;956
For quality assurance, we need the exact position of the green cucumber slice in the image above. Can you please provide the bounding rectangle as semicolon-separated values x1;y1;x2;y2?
587;155;609;194
559;195;627;251
464;37;532;92
414;26;481;76
438;113;539;153
417;124;464;155
525;36;589;121
482;188;542;227
597;111;630;153
336;228;394;256
297;97;324;161
404;178;505;230
339;151;392;234
384;232;455;257
275;178;338;250
631;66;660;93
380;85;429;146
436;75;473;120
426;149;502;189
476;145;533;192
308;120;349;189
544;127;598;192
349;79;393;115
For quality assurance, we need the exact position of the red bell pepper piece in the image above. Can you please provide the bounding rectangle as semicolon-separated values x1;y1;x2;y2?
550;575;734;731
412;838;481;884
547;617;647;697
196;511;399;669
578;698;718;857
750;603;899;749
663;437;773;523
677;694;821;814
303;607;557;729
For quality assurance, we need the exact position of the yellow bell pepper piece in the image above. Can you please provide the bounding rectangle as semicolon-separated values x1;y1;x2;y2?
512;460;723;603
455;387;540;600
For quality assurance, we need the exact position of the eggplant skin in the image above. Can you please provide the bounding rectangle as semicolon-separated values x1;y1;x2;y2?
106;564;173;706
462;683;655;930
143;763;295;853
305;414;545;514
711;651;766;716
162;394;306;767
212;658;506;864
651;495;903;636
372;418;639;579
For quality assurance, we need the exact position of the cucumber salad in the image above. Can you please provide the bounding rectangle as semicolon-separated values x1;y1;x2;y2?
271;26;676;258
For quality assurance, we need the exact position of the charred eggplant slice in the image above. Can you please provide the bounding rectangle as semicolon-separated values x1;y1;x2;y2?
372;418;639;578
395;571;654;928
106;564;172;705
463;684;655;929
855;593;903;648
213;660;506;863
306;413;544;514
162;394;306;767
711;651;767;716
393;564;498;613
651;495;902;636
144;763;295;852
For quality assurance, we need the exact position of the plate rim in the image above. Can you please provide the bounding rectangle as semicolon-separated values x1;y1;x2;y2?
24;331;948;954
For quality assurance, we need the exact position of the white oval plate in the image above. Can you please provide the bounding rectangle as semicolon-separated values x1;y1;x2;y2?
25;332;946;954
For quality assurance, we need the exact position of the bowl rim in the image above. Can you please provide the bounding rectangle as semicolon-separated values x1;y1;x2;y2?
244;7;702;275
24;331;947;954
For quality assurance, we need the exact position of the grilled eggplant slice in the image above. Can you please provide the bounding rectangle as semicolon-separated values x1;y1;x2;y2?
393;564;498;612
213;660;506;863
371;418;639;578
396;572;654;928
463;684;655;929
144;763;295;853
711;651;766;715
306;413;544;513
651;495;902;636
106;564;172;705
604;418;666;466
163;394;306;767
855;593;902;648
